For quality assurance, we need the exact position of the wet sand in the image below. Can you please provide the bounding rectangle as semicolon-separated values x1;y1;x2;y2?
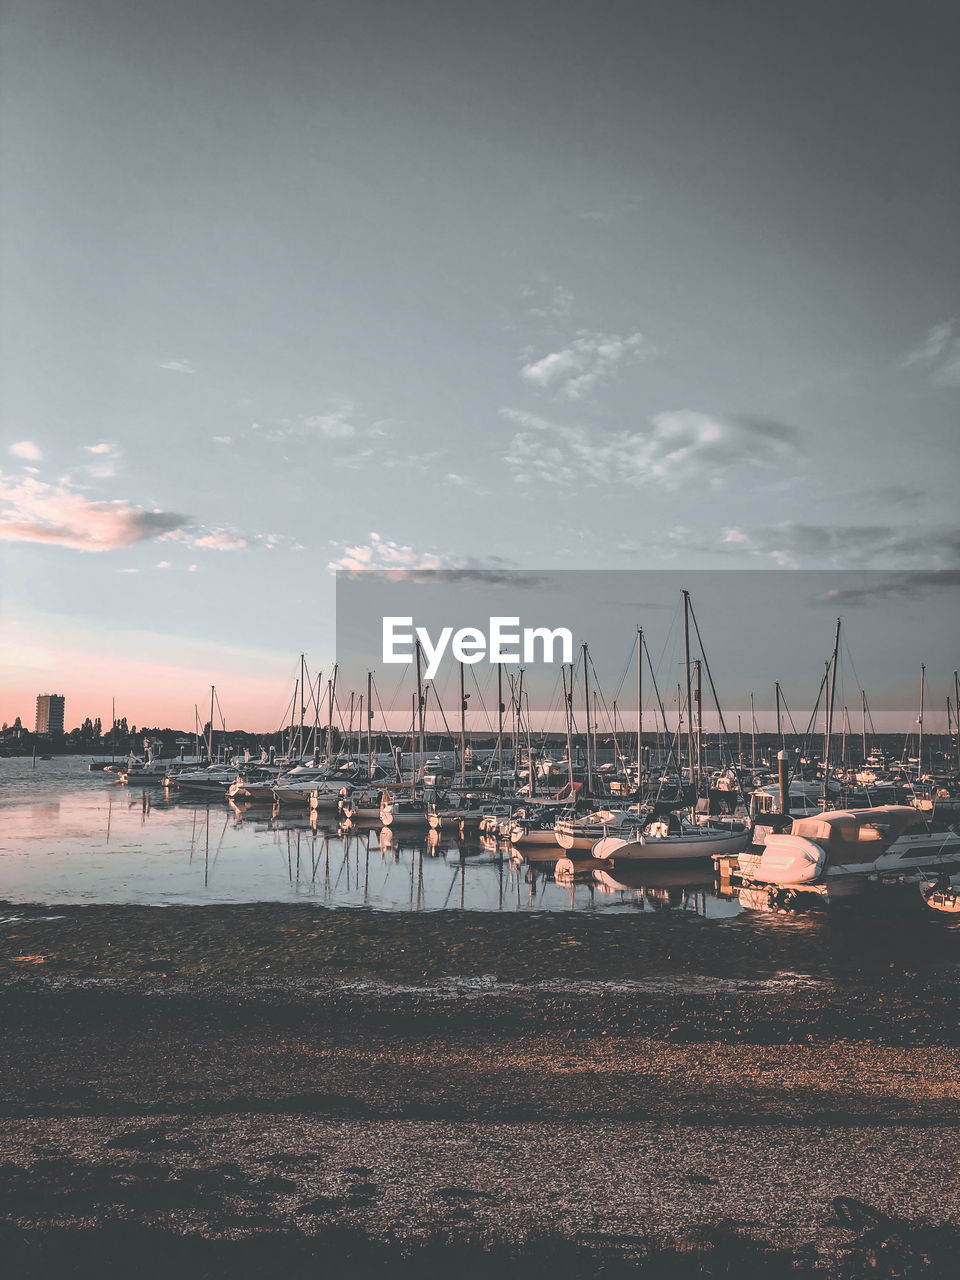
2;902;959;1275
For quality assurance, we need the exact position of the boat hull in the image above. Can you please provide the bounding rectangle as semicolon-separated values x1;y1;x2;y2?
593;826;751;861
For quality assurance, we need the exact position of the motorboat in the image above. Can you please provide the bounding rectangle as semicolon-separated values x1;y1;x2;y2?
746;805;960;892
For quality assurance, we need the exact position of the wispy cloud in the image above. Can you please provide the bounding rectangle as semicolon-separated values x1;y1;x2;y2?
720;522;960;569
251;396;371;444
0;471;188;551
901;320;960;387
328;532;446;573
328;535;527;583
521;329;648;399
814;570;960;607
9;441;42;462
521;277;574;321
82;441;121;479
159;358;196;374
501;409;801;490
192;530;248;551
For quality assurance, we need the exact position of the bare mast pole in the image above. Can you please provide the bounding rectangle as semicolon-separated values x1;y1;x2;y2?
682;590;694;792
459;661;466;788
497;664;504;789
562;663;575;796
636;625;643;791
583;642;593;797
366;671;373;779
821;618;841;807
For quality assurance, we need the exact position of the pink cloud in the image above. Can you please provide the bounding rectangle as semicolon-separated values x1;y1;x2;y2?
328;532;445;573
9;441;43;461
0;471;188;551
193;530;248;550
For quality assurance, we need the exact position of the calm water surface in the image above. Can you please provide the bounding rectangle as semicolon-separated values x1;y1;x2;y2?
0;757;741;914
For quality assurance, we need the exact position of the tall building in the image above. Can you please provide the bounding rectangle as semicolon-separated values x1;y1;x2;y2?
35;694;65;736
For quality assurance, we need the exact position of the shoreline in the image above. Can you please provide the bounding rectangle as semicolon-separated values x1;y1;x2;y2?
3;897;959;983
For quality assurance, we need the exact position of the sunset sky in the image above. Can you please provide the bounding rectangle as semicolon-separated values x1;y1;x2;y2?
1;0;958;732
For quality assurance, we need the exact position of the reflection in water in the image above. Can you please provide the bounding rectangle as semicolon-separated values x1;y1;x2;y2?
0;757;878;922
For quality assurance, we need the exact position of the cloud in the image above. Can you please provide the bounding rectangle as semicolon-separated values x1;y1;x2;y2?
155;560;172;569
901;321;960;387
0;471;188;551
303;411;356;439
82;441;121;480
212;436;233;445
328;536;531;584
720;522;960;569
252;397;368;444
813;570;960;607
328;532;445;573
160;359;196;374
192;530;248;550
521;278;574;320
521;329;648;398
9;441;42;461
501;409;801;490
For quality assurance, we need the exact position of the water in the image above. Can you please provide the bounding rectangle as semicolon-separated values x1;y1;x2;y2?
0;757;741;914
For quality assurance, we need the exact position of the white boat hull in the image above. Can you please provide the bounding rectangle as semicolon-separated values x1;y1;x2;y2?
593;826;751;861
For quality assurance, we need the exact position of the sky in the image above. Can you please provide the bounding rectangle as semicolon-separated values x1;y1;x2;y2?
1;0;958;732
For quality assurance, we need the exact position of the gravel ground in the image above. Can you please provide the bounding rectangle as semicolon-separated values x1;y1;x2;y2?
2;975;959;1260
2;902;959;1273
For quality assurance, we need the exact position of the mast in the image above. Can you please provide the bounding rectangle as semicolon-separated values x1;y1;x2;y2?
917;664;925;780
750;691;756;773
414;639;425;769
861;689;868;762
409;693;416;796
775;681;783;753
826;617;841;771
636;626;643;789
208;685;215;765
366;671;373;779
298;653;305;761
525;691;536;797
562;663;575;796
582;642;593;797
955;672;960;773
325;674;334;765
682;590;695;790
459;662;467;788
694;658;703;791
496;663;504;789
111;696;116;765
